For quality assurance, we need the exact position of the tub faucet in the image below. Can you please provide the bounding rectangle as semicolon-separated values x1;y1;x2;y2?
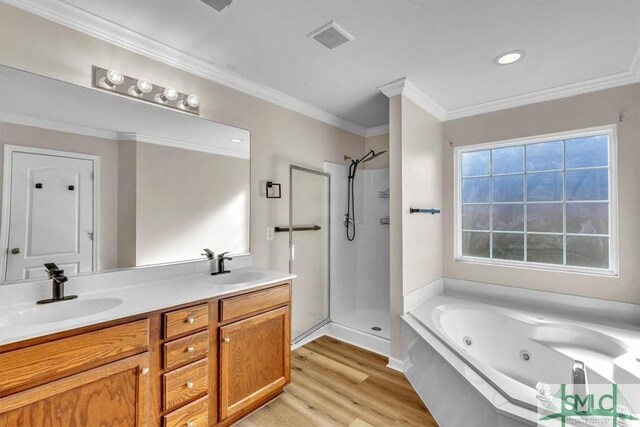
37;263;77;304
572;360;589;397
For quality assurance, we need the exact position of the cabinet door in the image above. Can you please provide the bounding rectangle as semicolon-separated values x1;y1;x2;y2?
219;306;290;420
0;353;150;426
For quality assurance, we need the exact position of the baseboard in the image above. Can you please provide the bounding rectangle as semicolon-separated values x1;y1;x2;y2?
291;324;331;351
386;356;405;372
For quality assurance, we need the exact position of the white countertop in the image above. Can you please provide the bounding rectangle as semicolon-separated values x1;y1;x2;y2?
0;266;295;346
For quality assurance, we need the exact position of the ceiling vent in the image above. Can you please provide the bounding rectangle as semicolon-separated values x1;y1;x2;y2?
201;0;233;12
307;21;355;50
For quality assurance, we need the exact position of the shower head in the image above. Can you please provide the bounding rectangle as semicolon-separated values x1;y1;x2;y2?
361;150;387;163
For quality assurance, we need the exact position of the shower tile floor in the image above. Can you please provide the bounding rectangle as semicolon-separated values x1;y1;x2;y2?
333;308;390;339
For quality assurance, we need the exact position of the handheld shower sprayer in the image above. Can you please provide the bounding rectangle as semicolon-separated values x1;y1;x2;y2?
344;149;387;241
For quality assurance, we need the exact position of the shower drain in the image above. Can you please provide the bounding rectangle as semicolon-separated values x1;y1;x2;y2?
463;336;472;346
371;326;382;332
520;350;531;361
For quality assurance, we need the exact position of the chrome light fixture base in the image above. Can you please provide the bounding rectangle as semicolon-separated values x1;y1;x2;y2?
92;66;200;115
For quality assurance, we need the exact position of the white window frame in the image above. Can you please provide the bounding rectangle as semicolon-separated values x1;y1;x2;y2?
453;124;618;277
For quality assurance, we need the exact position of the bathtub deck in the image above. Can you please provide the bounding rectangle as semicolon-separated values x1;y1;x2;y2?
238;336;438;426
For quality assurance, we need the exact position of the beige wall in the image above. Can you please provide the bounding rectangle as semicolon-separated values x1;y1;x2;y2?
389;96;444;359
117;141;136;268
363;133;390;169
0;122;119;271
443;84;640;304
0;3;365;272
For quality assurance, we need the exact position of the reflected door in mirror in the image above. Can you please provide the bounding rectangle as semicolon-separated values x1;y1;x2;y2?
3;149;95;281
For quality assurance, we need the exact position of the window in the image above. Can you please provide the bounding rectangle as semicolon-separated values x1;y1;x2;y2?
455;126;617;275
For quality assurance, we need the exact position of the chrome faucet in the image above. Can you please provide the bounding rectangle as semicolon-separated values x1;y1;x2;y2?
572;360;589;397
202;248;216;274
37;263;77;304
212;252;233;275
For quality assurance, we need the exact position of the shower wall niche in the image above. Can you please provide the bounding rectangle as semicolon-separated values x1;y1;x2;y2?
326;162;390;340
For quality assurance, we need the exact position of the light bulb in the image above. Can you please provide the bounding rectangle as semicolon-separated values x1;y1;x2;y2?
155;87;179;104
178;94;200;110
128;79;153;96
163;87;178;101
106;69;124;86
186;94;199;108
99;68;125;90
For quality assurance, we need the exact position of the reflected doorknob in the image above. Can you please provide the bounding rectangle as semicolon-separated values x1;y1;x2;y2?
11;248;20;254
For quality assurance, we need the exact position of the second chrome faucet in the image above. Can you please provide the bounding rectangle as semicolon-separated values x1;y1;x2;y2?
202;249;233;275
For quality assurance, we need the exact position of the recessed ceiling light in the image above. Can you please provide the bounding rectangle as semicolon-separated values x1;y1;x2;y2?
231;138;243;143
494;50;526;65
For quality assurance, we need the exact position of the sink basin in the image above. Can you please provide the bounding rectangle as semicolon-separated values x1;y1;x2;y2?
208;271;267;285
0;297;123;327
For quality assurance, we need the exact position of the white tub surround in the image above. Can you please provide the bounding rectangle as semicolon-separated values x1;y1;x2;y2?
0;255;295;345
402;278;640;427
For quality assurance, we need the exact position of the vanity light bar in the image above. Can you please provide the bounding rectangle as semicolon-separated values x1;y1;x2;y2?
92;66;200;115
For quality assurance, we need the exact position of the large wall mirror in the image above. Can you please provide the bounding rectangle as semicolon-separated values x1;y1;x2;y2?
0;65;250;283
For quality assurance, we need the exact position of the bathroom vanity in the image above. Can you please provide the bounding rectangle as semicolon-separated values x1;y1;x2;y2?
0;276;292;426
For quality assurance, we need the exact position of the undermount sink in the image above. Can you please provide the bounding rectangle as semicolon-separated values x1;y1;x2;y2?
0;297;123;327
208;271;267;285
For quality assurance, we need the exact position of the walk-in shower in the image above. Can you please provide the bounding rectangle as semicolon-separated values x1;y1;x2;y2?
326;148;390;347
343;150;387;241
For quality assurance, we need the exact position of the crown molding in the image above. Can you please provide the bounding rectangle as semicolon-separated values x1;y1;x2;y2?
446;62;640;120
378;78;447;121
3;0;369;137
364;124;389;137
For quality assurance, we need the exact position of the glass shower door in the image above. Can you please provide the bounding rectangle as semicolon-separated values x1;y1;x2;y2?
289;165;330;342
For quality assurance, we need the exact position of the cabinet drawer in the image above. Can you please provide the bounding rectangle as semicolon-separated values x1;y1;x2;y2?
0;319;149;396
163;358;208;412
163;395;209;427
219;284;290;322
164;331;209;371
164;304;209;339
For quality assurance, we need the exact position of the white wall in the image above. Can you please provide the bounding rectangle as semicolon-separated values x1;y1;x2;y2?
443;84;640;304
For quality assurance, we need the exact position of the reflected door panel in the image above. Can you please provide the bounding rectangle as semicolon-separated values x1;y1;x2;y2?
4;150;94;281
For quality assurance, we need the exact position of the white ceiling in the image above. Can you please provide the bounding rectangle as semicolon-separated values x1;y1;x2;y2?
13;0;640;130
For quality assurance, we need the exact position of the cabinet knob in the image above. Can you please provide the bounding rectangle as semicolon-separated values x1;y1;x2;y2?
11;248;20;255
141;367;149;375
186;381;194;389
187;346;195;353
186;316;195;325
186;422;194;427
224;337;230;343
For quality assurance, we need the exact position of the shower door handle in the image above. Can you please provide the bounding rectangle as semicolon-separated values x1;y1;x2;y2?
290;244;295;261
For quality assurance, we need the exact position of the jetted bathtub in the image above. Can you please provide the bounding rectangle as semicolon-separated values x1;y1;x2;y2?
405;294;640;424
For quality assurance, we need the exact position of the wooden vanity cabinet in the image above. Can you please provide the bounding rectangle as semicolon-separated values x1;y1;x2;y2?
0;281;291;427
0;353;151;426
219;306;290;420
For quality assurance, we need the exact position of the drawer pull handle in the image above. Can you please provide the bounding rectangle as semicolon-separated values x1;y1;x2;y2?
141;367;149;375
186;381;194;389
224;337;230;343
186;316;195;325
187;346;195;353
186;422;194;427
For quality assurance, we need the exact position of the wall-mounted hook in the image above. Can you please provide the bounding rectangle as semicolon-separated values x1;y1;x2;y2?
619;111;625;123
